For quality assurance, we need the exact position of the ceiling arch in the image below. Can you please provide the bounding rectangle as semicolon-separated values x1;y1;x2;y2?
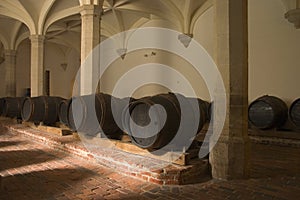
0;0;36;34
38;0;57;35
43;7;81;34
0;0;216;52
190;0;213;34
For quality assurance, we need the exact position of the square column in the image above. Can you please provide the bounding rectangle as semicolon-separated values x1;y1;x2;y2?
30;35;45;97
209;0;250;180
80;4;101;95
4;50;17;97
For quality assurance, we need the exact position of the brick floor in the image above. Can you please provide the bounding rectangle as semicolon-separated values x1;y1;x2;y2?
1;124;300;199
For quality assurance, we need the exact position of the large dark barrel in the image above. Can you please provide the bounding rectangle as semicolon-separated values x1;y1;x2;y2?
2;97;25;119
0;98;5;116
289;98;300;128
58;99;70;126
68;93;126;138
122;93;209;151
21;96;64;125
248;95;288;129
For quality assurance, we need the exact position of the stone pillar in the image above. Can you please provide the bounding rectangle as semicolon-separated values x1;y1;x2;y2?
30;35;45;97
4;50;17;97
209;0;250;180
80;4;101;95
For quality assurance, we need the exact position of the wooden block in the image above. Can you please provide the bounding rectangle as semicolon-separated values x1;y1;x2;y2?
22;121;37;128
37;125;72;136
55;122;71;129
120;134;131;142
73;132;80;140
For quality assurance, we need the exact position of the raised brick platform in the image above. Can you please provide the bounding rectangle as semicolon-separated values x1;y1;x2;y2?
249;129;300;147
0;118;210;185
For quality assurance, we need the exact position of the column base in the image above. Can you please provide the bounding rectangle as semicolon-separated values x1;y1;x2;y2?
209;135;250;180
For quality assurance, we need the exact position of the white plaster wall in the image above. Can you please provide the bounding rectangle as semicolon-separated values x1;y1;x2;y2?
44;43;80;99
16;40;80;99
16;39;31;97
249;0;300;104
99;18;212;101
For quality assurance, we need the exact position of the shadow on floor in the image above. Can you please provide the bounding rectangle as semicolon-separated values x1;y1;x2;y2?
0;141;25;148
0;149;64;172
0;167;94;200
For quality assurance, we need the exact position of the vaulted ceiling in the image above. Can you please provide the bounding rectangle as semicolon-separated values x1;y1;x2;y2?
0;0;215;52
0;0;296;52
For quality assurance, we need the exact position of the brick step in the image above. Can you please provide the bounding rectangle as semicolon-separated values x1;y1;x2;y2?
2;119;210;185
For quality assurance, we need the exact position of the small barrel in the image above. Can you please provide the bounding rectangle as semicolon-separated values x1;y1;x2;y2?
289;98;300;128
2;97;25;119
58;99;70;125
21;96;64;125
123;93;209;151
248;95;288;129
68;93;125;138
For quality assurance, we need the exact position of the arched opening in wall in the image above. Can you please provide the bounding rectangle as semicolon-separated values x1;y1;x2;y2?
45;14;81;99
45;70;50;96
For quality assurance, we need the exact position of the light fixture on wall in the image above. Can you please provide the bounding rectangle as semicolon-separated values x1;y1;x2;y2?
285;9;300;28
60;63;68;71
178;33;193;48
283;0;300;28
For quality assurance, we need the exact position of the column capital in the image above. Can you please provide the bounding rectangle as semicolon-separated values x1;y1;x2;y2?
29;35;45;43
80;4;102;17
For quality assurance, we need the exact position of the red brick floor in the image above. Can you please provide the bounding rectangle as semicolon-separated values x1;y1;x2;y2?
1;125;300;200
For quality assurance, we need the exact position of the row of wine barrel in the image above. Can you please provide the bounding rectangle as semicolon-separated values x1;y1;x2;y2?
0;93;210;151
0;96;65;125
58;93;210;151
248;95;300;130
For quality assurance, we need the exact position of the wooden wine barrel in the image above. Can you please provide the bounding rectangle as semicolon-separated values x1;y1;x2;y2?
58;99;70;125
187;97;211;125
110;96;136;132
68;93;125;138
21;96;65;125
2;97;25;119
248;95;288;129
66;98;76;131
0;98;5;116
289;98;300;128
123;93;209;150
